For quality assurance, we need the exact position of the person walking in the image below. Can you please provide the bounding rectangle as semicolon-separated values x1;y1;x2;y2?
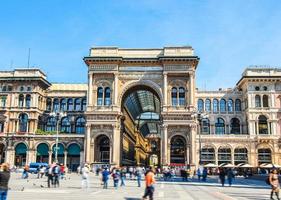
269;168;280;200
39;166;46;179
81;164;90;189
47;165;54;188
136;168;142;187
196;168;202;181
112;169;120;189
22;165;29;179
0;163;11;200
219;168;226;187
227;168;234;187
142;167;155;200
102;167;110;189
120;167;126;187
53;164;60;188
202;168;208;182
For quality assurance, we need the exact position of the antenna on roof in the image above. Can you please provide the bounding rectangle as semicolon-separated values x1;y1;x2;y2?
27;48;31;68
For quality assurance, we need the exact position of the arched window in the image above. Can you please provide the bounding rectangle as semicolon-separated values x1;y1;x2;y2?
258;115;268;134
19;113;28;132
46;98;52;111
230;118;240;134
171;87;177;106
53;98;59;112
201;147;215;164
234;148;248;165
179;87;185;106
213;99;219;113
81;98;87;111
258;148;272;165
25;94;31;108
95;135;110;163
201;118;210;134
205;99;211;112
218;147;231;165
220;99;226;112
227;99;234;112
104;87;111;106
60;99;67;111
1;96;6;107
170;136;186;164
67;98;73;111
60;117;71;133
97;87;103;106
0;122;4;132
74;98;81;111
75;117;85;134
235;99;242;112
215;118;225;134
197;99;204;112
46;117;56;132
263;95;269;107
255;95;261;107
19;94;24;108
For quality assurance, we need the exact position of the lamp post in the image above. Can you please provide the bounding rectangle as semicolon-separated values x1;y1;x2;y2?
50;111;66;163
192;111;208;165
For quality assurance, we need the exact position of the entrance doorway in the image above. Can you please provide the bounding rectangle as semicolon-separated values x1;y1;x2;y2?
15;143;27;167
95;135;110;163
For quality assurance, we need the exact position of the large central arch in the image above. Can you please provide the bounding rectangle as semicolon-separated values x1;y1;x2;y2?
120;82;162;166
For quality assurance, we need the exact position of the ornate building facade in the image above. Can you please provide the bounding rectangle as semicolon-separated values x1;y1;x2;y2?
0;46;280;170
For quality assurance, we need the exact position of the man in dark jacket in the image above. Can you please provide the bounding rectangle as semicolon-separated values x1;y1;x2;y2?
0;163;11;200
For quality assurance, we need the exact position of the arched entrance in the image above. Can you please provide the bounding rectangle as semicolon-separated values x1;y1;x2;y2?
0;143;5;163
120;84;162;166
52;143;65;163
15;143;27;167
67;143;81;171
170;136;186;165
95;135;110;163
36;143;49;163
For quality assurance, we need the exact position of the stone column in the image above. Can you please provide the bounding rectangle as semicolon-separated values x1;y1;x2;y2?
85;125;91;163
112;124;121;166
88;72;93;106
161;125;168;165
231;149;235;165
80;151;84;166
48;151;52;164
114;73;119;106
5;149;15;166
64;151;67;166
190;125;197;166
186;146;190;164
215;148;218;165
189;72;195;106
163;72;168;107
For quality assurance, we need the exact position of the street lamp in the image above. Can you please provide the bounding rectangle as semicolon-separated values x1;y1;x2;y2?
192;111;208;165
49;111;66;163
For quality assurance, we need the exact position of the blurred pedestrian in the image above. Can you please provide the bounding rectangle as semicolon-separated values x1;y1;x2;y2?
202;168;208;182
81;164;90;189
269;168;280;200
0;163;11;200
102;167;110;189
227;168;234;186
142;167;155;200
120;167;126;187
219;168;226;187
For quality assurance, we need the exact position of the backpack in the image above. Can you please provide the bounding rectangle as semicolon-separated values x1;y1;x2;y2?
265;176;270;185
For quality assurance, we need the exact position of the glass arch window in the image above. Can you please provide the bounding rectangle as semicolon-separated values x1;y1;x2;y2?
197;99;204;112
25;94;31;108
81;98;86;111
263;95;269;107
74;98;81;111
60;99;67;111
213;99;219;113
170;136;186;164
104;87;111;106
46;98;52;111
255;95;261;107
95;135;110;163
230;118;240;134
19;94;24;108
215;118;225;134
201;118;210;134
227;99;234;112
234;148;248;165
205;99;211;112
258;115;268;134
179;87;185;106
201;147;215;164
75;117;85;134
218;147;231;165
220;99;226;112
67;98;73;111
171;87;177;106
60;117;71;133
258;148;271;165
19;113;28;132
235;99;242;112
97;87;103;106
46;117;56;132
53;98;59;112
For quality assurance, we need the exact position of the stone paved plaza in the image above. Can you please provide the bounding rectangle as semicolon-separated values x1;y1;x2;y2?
7;173;272;200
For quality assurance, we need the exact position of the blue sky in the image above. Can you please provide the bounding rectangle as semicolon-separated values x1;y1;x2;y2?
0;0;281;89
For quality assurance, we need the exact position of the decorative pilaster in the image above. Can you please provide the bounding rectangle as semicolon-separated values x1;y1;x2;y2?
85;124;91;163
48;151;52;164
163;72;168;107
88;72;93;106
189;72;195;106
114;73;119;105
161;124;168;165
112;124;121;166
